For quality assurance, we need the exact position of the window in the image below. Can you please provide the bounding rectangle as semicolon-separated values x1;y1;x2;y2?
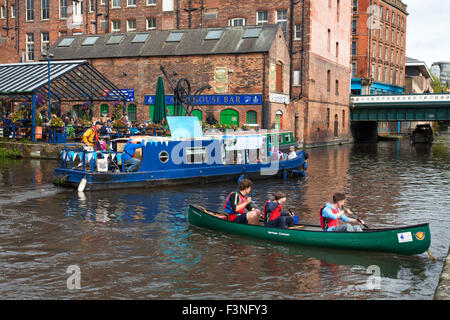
380;6;383;19
327;108;330;128
1;5;5;19
327;70;331;92
89;0;95;12
127;19;136;31
159;151;169;163
147;0;156;5
336;41;339;58
127;0;136;7
380;23;383;39
82;36;99;46
352;19;357;34
336;0;340;22
100;104;109;117
276;63;283;92
352;0;357;13
132;33;150;43
59;0;68;18
26;33;34;61
58;37;74;47
127;104;137;122
166;31;184;42
351;41;356;55
185;148;207;164
111;0;120;8
342;110;345;128
378;64;381;81
162;0;174;12
351;62;357;78
205;29;223;40
293;70;301;86
378;43;382;59
246;110;257;124
107;34;123;44
26;0;34;21
41;0;49;20
111;20;121;32
327;29;331;52
294;25;301;40
372;41;376;57
257;11;268;25
243;27;261;38
41;32;50;53
229;17;245;26
276;9;288;38
146;18;156;30
335;80;339;96
11;5;15;18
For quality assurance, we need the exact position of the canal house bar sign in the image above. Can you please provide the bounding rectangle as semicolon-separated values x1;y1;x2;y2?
145;94;262;105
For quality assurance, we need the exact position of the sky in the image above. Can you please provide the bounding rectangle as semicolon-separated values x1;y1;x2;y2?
404;0;450;67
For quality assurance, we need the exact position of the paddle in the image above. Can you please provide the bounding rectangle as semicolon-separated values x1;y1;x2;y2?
288;208;300;224
342;206;369;229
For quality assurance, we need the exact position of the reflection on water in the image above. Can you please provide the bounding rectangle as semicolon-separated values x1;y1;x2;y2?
0;133;449;299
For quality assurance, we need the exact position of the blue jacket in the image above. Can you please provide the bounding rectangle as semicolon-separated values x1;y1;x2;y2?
122;139;145;162
321;202;350;231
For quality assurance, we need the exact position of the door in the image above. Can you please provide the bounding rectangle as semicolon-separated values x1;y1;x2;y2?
220;109;239;126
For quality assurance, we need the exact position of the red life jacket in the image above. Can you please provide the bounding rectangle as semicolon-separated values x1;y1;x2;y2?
224;191;247;221
263;200;283;223
319;205;340;231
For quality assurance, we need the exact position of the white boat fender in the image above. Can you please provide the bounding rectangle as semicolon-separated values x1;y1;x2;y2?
78;177;87;192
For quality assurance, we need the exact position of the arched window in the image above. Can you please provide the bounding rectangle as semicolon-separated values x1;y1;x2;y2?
246;110;257;124
192;109;203;122
334;114;339;136
275;110;283;129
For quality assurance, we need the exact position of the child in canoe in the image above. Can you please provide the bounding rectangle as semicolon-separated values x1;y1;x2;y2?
263;192;296;229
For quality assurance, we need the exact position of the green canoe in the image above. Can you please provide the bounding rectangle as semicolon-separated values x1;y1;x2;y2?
188;204;431;255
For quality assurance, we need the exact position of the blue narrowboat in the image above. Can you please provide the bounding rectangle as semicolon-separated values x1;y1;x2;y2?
53;118;308;191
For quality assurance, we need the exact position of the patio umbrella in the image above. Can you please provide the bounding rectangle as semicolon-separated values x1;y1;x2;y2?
153;76;167;125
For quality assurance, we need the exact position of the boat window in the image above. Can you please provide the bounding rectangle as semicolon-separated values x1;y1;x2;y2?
278;135;283;143
284;134;291;142
159;151;169;163
185;147;207;164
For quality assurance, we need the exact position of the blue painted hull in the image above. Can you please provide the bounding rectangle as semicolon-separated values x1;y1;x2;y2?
54;151;307;190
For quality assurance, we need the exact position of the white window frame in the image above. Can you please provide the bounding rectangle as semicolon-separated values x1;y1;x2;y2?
146;17;156;30
294;24;301;40
276;9;288;37
89;0;95;12
111;20;121;32
11;5;15;18
185;147;207;164
127;0;136;7
293;70;301;86
41;32;50;53
26;0;34;21
256;11;268;25
41;0;49;21
146;0;156;6
127;19;136;32
1;5;5;19
229;17;245;27
59;0;68;19
111;0;121;9
26;33;34;61
162;0;174;12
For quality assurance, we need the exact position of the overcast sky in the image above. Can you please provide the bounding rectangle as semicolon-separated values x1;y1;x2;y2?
404;0;450;67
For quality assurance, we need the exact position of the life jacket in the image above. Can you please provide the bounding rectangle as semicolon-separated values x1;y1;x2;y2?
319;205;340;231
82;127;99;147
224;191;246;221
263;200;283;223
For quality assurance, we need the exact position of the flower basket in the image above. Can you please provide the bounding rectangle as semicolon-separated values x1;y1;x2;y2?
49;117;64;128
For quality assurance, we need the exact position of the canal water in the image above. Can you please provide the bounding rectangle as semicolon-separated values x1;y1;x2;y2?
0;134;449;299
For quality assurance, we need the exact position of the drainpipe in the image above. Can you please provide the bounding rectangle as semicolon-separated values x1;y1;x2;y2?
262;52;267;129
15;0;19;53
176;0;180;29
289;0;295;100
299;0;305;99
200;0;204;28
105;0;110;33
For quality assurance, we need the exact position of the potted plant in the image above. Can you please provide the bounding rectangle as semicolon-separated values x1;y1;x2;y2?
35;113;44;140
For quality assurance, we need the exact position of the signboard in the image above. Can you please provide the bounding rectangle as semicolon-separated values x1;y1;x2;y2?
144;94;262;106
107;89;135;102
269;92;290;104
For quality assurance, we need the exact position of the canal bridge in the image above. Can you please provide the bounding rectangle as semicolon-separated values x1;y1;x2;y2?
350;93;450;141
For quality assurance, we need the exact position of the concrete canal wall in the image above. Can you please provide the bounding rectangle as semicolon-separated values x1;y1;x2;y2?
0;141;63;159
434;247;450;300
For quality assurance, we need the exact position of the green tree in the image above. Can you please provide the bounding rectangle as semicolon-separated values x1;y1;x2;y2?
430;69;444;93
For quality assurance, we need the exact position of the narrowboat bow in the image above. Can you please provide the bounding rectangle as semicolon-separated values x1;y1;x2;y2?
188;204;431;255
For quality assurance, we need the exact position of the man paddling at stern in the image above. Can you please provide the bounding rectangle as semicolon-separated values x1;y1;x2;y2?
224;178;261;225
320;193;364;232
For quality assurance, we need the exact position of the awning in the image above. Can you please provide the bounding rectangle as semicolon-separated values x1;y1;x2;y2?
0;60;128;102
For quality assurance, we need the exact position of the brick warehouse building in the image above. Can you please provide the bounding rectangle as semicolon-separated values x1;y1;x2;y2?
48;25;294;131
0;0;352;146
351;0;407;95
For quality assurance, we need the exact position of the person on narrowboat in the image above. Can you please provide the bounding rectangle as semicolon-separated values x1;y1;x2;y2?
122;138;146;172
82;121;102;151
320;193;364;232
263;192;296;229
224;178;261;225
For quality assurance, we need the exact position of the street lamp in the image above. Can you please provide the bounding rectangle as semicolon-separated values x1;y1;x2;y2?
42;51;54;119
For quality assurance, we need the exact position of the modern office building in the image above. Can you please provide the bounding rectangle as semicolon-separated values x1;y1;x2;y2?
431;62;450;88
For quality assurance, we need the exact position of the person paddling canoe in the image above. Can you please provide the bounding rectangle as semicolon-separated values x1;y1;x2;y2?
320;193;364;232
263;192;296;229
224;178;261;225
